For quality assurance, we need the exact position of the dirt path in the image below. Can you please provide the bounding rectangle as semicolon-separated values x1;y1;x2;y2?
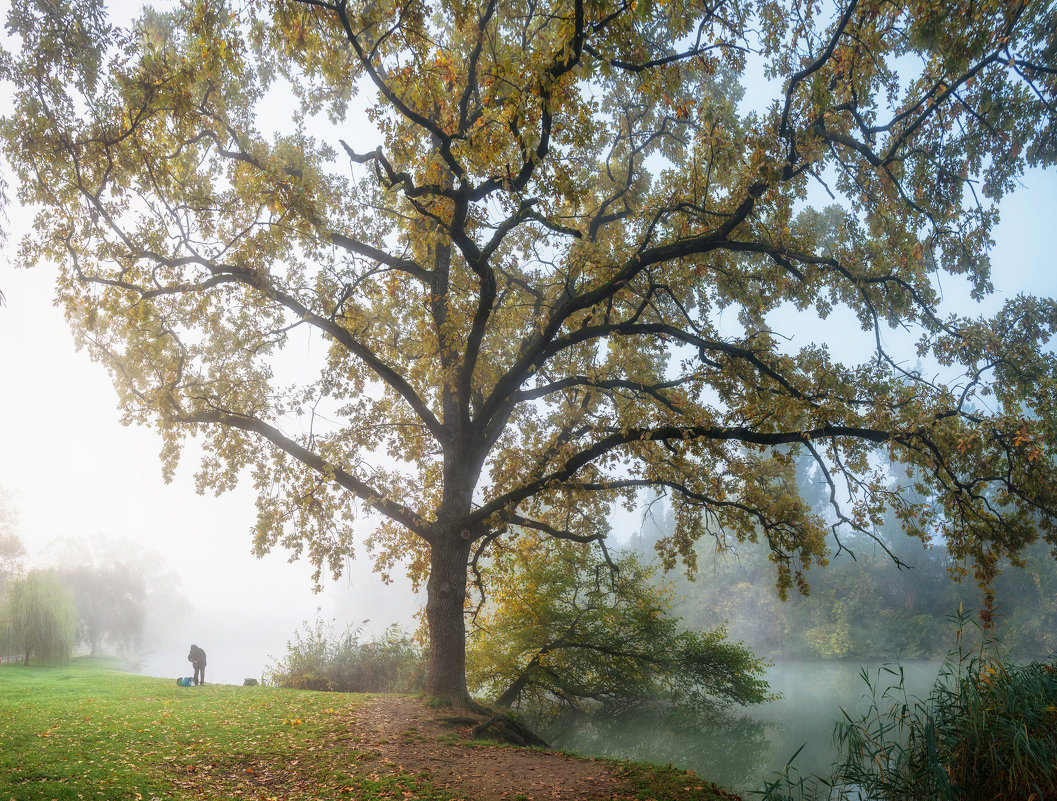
357;695;619;801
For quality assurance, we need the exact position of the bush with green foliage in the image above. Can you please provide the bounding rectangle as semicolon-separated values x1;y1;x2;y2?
760;613;1057;801
265;619;425;694
467;541;774;722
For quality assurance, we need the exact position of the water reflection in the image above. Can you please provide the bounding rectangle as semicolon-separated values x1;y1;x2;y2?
546;709;771;791
547;659;943;794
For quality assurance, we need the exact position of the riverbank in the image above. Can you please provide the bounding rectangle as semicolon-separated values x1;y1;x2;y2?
0;658;740;801
548;658;947;792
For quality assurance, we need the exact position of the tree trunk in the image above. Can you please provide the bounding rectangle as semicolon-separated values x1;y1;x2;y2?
425;536;473;706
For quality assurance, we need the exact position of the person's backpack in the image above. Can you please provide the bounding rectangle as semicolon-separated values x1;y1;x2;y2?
176;677;194;687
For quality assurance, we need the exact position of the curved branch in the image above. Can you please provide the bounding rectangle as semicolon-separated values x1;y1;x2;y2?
582;40;749;73
323;0;468;182
456;0;497;136
76;257;446;443
176;407;428;538
328;231;431;284
513;374;692;415
778;0;859;141
470;420;916;528
506;513;606;544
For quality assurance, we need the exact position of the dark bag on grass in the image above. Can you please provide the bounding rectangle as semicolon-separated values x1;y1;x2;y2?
176;677;194;687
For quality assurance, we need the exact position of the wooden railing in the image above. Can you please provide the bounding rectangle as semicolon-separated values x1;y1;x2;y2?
0;655;21;665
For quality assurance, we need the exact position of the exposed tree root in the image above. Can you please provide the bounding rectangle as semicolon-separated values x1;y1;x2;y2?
425;694;550;747
470;713;550;748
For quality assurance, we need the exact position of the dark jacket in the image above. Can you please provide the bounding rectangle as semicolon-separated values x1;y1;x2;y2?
187;645;207;666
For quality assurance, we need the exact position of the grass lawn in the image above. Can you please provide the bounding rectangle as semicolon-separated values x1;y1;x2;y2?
0;658;377;801
0;658;741;801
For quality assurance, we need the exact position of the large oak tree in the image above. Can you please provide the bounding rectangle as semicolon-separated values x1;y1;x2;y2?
2;0;1056;704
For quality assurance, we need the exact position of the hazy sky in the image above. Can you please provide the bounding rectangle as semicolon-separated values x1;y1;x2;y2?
0;0;1055;683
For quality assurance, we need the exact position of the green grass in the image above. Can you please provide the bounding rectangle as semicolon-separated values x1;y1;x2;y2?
613;762;744;801
0;657;383;800
0;658;740;801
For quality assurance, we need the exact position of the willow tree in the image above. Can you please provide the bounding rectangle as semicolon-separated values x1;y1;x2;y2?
2;570;76;665
3;0;1056;703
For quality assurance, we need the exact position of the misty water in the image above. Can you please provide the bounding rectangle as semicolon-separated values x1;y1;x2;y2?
546;659;944;794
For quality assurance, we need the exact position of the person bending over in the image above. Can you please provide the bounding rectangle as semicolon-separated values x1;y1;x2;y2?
187;644;207;686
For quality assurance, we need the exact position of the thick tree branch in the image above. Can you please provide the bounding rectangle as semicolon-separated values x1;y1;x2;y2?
469;419;942;530
479;181;770;444
172;408;428;538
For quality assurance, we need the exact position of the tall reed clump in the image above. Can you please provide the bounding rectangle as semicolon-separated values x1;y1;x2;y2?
760;608;1057;801
264;619;425;694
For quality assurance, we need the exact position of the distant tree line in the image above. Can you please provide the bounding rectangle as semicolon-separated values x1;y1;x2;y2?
0;570;75;665
0;494;188;665
0;496;78;664
630;454;1057;661
0;560;148;665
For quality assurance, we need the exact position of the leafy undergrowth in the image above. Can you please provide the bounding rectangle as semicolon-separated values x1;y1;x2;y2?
0;658;739;801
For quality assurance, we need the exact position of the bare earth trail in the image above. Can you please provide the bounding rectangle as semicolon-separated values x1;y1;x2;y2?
361;696;620;800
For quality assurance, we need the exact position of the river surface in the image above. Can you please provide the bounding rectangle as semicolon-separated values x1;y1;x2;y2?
546;659;944;795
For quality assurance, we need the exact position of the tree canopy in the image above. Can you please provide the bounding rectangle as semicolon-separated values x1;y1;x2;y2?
2;0;1056;702
59;563;146;656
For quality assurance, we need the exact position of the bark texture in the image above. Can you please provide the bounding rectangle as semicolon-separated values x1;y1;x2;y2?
425;536;474;705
